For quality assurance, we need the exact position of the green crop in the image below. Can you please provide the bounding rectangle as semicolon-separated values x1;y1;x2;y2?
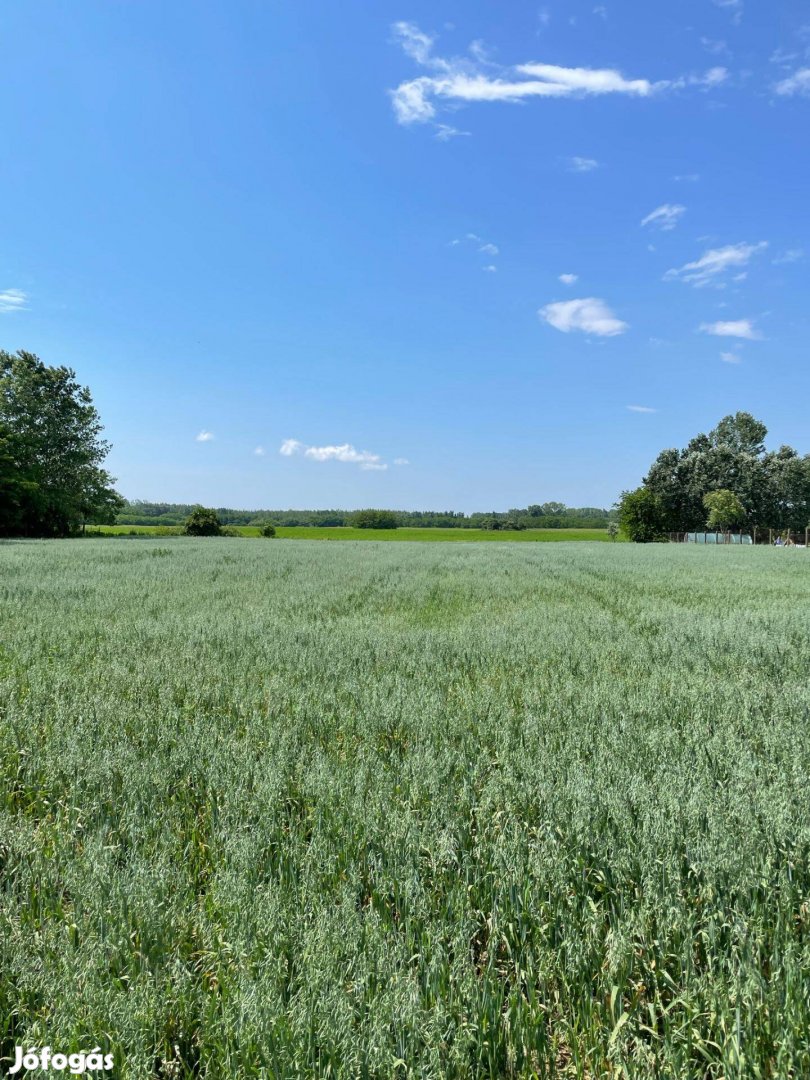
0;540;808;1078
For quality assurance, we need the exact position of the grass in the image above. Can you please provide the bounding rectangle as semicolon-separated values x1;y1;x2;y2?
0;539;808;1077
85;524;619;542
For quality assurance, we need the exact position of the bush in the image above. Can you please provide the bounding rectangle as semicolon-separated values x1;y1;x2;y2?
618;487;667;543
221;525;241;537
260;523;277;538
184;507;223;536
349;509;398;530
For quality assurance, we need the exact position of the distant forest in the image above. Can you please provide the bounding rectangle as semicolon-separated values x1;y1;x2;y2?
118;501;613;530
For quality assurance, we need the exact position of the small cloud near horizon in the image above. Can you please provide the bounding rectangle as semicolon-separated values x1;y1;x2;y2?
280;438;389;471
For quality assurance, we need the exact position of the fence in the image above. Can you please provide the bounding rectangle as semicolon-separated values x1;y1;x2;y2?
672;528;809;547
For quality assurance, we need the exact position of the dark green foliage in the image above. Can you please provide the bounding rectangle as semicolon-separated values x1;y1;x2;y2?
183;506;222;536
116;501;615;530
349;508;399;529
618;486;668;542
642;412;810;532
0;350;123;536
260;523;277;537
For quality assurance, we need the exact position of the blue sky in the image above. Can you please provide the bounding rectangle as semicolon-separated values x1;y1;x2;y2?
1;0;808;510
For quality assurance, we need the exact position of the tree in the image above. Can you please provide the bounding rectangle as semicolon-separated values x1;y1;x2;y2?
703;489;745;531
607;522;619;541
349;509;398;529
618;487;667;542
184;507;222;536
260;523;277;537
640;412;809;533
0;350;122;536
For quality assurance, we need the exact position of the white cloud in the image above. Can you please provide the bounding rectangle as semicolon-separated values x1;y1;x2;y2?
0;289;27;313
714;0;743;25
774;68;810;95
568;156;599;172
627;405;657;413
539;297;628;336
253;446;266;456
641;203;686;230
515;62;653;95
559;273;578;285
479;242;499;255
388;23;702;129
673;173;700;182
482;264;498;272
773;248;803;264
699;319;761;340
720;351;742;363
195;430;214;442
593;6;608;20
392;21;435;65
394;457;410;466
665;241;767;287
279;438;304;456
434;123;470;140
280;439;388;470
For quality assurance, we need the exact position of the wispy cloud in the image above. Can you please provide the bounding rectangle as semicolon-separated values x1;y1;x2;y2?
253;446;266;456
558;273;578;285
0;289;27;313
195;430;215;442
434;123;470;140
774;68;810;95
393;457;410;466
449;231;499;268
641;203;686;230
482;264;498;272
673;173;700;182
540;297;628;337
713;0;743;26
665;241;767;287
388;22;724;129
720;351;742;363
701;37;730;57
627;404;657;413
568;156;600;172
280;439;388;470
699;319;761;340
773;248;803;264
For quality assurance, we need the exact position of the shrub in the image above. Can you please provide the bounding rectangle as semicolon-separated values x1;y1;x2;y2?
349;509;398;530
618;487;667;543
184;507;223;536
221;525;241;537
260;523;277;538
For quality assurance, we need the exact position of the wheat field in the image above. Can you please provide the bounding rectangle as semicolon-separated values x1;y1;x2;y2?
1;539;808;1077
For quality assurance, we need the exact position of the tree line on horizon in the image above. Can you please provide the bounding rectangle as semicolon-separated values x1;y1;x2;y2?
117;501;614;531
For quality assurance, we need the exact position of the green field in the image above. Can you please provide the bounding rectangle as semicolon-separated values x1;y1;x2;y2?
85;524;618;542
1;540;808;1077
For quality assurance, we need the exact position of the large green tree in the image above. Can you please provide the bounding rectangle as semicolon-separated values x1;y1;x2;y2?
0;350;123;536
640;412;810;533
